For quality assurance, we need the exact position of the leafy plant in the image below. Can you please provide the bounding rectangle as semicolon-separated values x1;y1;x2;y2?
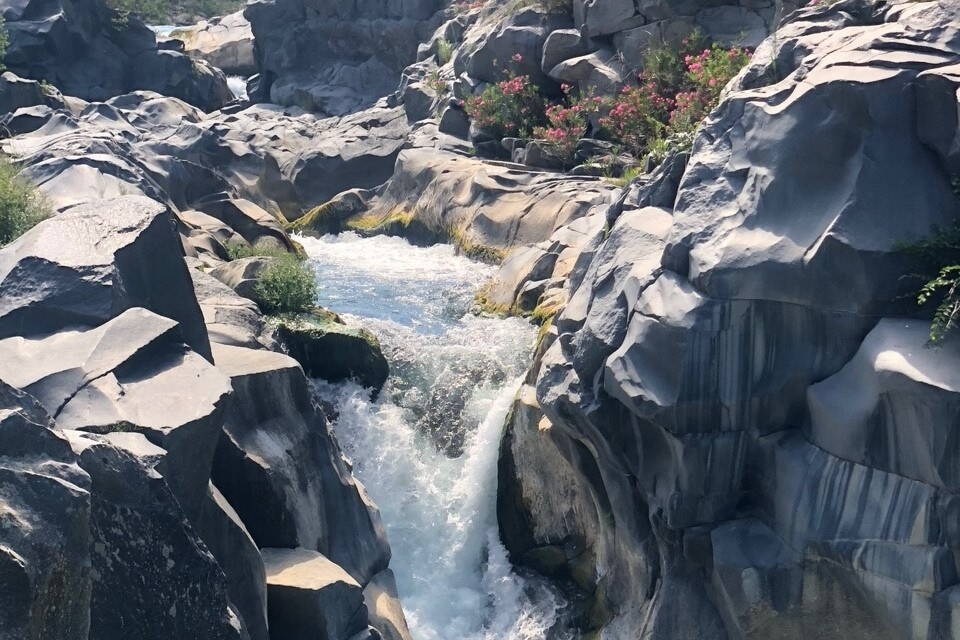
0;157;49;247
464;55;545;138
918;265;960;343
0;17;8;71
436;39;454;65
533;85;603;165
226;241;295;261
254;256;317;315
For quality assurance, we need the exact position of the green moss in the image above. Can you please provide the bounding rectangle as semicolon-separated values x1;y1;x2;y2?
346;209;416;236
448;226;507;264
287;200;341;235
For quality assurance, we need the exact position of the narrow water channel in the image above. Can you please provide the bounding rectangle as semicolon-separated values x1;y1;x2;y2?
297;232;565;640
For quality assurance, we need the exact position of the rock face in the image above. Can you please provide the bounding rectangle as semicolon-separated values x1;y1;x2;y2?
169;11;257;77
261;547;369;640
0;0;232;111
497;2;960;638
245;0;445;114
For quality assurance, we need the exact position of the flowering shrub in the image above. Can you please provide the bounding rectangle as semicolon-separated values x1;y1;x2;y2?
532;85;603;163
464;56;545;138
600;80;673;157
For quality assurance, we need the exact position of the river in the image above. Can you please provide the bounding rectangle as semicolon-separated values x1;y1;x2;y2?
297;232;566;640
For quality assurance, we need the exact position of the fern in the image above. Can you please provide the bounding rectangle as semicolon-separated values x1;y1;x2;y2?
918;265;960;344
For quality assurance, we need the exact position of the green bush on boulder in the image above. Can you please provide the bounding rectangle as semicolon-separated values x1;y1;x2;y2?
0;157;49;247
253;257;317;315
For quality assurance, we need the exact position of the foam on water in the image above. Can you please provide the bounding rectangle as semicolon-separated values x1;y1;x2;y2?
299;232;565;640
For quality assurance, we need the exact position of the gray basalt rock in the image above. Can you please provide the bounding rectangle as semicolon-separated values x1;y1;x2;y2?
210;343;391;583
261;548;369;640
1;0;231;111
65;430;245;640
0;384;92;640
0;308;232;523
363;569;413;640
190;266;273;350
195;483;270;640
496;2;960;638
168;12;257;77
209;256;277;304
0;196;212;362
246;0;445;114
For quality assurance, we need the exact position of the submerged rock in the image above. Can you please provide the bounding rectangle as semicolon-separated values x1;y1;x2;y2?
271;309;390;395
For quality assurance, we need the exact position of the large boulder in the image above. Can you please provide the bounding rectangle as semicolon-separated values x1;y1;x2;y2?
270;309;390;395
0;0;231;111
0;196;212;361
261;548;369;640
169;11;257;76
497;2;960;637
0;383;92;640
210;344;391;583
0;308;232;522
245;0;445;114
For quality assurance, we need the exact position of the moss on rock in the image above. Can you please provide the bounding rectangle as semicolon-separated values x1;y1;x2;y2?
270;309;389;395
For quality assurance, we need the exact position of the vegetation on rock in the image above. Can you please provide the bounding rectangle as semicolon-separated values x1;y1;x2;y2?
464;55;545;139
0;157;49;247
253;256;318;315
105;0;244;25
226;241;294;261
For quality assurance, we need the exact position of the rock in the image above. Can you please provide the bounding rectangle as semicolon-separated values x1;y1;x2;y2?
437;101;471;139
547;49;626;96
807;319;960;490
271;309;390;395
195;483;270;640
575;0;642;38
190;266;272;350
168;12;257;76
0;196;212;362
287;189;373;236
193;195;296;252
210;343;390;583
541;28;589;75
521;140;568;170
363;570;412;640
0;307;232;523
1;105;56;136
64;430;244;640
363;147;616;253
0;384;92;640
696;6;768;49
0;71;63;115
261;548;368;640
209;256;277;304
496;3;960;636
1;0;231;111
246;0;445;113
401;80;437;122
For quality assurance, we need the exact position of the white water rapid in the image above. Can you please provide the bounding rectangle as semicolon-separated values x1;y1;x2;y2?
298;232;567;640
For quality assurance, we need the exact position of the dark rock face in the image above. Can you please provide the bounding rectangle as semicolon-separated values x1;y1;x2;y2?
0;196;212;362
211;343;391;584
0;0;231;111
497;2;960;638
271;309;390;395
246;0;445;114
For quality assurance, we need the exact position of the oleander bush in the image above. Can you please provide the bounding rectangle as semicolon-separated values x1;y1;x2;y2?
464;55;545;138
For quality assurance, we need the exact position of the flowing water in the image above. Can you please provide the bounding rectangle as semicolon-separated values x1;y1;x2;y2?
298;232;566;640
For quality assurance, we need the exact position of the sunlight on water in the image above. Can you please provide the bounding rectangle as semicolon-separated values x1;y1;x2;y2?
298;232;565;640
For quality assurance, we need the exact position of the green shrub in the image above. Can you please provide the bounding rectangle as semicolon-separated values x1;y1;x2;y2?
226;241;294;261
0;17;8;71
464;55;545;138
254;257;317;315
436;39;454;65
0;157;49;247
104;0;244;25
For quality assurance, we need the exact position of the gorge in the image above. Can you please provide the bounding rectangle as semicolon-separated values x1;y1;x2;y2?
1;0;960;639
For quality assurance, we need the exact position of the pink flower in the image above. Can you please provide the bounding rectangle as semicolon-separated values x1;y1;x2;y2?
511;53;524;63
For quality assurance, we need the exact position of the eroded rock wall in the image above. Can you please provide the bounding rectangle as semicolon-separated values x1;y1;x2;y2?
496;1;960;638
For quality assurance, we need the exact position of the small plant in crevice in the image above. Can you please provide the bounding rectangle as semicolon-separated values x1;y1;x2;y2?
436;39;454;66
226;241;294;261
254;256;318;315
0;157;49;248
0;17;8;72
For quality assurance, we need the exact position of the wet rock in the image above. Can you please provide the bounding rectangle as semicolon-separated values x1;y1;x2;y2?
271;309;390;395
211;344;390;583
261;548;368;640
0;195;212;362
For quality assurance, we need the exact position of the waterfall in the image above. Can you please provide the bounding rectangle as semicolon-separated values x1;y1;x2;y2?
299;232;566;640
